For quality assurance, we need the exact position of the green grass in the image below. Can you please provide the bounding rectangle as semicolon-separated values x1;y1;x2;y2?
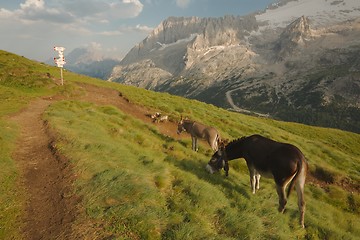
43;99;359;239
1;50;360;239
0;50;65;116
0;120;22;239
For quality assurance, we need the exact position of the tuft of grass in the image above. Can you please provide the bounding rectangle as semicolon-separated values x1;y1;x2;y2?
0;120;22;239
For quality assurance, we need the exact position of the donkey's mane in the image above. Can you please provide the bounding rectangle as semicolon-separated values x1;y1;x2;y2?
226;136;247;148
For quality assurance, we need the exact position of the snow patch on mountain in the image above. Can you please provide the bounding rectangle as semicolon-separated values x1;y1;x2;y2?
156;34;197;51
257;0;360;28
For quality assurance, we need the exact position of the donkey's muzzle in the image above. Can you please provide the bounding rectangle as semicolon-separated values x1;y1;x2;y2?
205;164;215;174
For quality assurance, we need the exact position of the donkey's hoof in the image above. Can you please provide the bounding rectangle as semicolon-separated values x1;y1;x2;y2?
278;207;286;213
300;220;305;228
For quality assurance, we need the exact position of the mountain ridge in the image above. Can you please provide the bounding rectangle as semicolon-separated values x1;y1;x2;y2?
106;0;360;133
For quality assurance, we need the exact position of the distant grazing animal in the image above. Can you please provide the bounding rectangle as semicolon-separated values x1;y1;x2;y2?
177;118;221;151
206;134;308;228
157;115;168;123
150;112;168;123
151;112;161;120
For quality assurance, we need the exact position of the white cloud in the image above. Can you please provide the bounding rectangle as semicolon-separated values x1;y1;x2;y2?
0;0;74;24
63;0;144;21
20;0;45;10
0;8;14;18
134;24;153;33
63;0;109;18
119;24;153;33
176;0;191;9
1;0;144;25
0;0;149;61
99;30;123;36
87;42;103;50
108;0;144;19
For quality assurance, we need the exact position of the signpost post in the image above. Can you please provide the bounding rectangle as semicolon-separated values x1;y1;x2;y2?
53;46;66;85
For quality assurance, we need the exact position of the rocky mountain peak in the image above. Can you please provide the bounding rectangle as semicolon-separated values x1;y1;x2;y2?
119;14;259;73
275;15;313;59
148;16;201;44
281;15;312;44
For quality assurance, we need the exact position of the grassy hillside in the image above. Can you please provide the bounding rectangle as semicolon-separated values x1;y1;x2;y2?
0;50;63;239
1;50;359;239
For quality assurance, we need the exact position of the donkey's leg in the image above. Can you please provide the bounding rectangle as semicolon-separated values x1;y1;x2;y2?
255;173;261;190
276;184;287;213
250;175;257;194
191;136;196;151
209;139;216;151
296;183;306;228
191;137;198;151
296;167;306;228
210;134;219;151
214;137;218;151
194;137;199;151
247;166;257;194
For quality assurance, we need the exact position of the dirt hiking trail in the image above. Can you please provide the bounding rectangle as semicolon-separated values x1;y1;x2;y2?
9;83;180;239
10;98;77;239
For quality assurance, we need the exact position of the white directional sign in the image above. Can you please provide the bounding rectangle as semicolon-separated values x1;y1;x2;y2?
54;46;66;68
54;46;65;52
53;46;66;85
54;58;66;67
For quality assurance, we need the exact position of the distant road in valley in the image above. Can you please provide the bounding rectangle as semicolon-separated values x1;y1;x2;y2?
225;89;270;118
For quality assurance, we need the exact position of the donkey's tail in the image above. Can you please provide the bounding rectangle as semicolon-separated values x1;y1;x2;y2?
215;134;221;151
286;157;304;198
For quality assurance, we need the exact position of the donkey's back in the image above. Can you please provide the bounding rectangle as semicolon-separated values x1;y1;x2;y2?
190;122;220;151
178;119;221;151
243;135;301;170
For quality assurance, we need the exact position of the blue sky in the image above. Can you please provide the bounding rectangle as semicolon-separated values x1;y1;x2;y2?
0;0;275;62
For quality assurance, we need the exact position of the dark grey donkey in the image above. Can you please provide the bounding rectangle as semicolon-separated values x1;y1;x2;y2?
177;118;221;151
206;134;308;228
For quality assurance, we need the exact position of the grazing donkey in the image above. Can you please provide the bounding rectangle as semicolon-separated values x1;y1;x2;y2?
206;134;308;228
177;118;221;151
